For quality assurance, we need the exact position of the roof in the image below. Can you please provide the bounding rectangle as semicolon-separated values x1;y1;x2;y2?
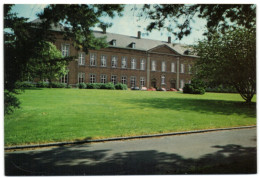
31;18;197;57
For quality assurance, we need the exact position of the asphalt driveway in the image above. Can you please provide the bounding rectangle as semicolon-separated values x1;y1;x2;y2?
5;128;257;175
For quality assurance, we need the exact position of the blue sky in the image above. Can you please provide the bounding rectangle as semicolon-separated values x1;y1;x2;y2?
10;4;208;45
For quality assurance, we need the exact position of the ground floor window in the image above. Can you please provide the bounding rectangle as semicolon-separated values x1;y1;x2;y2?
60;74;68;83
180;79;185;89
100;74;107;83
131;76;136;87
78;72;85;83
161;75;165;85
121;76;127;85
90;74;96;83
140;77;145;87
111;75;117;85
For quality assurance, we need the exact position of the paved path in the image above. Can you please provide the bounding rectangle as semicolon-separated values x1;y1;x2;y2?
5;128;257;175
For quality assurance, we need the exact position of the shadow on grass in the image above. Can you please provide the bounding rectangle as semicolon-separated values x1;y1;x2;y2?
124;97;256;118
5;143;256;175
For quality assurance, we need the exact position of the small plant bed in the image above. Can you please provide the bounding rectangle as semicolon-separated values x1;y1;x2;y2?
4;88;256;146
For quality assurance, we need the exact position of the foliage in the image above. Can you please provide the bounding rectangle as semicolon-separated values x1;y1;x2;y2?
49;82;66;88
206;85;237;93
77;82;87;89
15;81;35;89
138;4;256;40
183;79;205;95
115;83;128;90
194;27;256;103
4;91;21;115
36;81;49;88
100;82;115;90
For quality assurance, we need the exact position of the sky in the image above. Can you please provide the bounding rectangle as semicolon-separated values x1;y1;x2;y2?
10;3;207;45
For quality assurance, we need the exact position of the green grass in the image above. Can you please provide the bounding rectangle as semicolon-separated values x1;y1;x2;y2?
4;88;256;146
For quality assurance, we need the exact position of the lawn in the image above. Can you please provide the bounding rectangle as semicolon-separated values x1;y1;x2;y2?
4;88;256;146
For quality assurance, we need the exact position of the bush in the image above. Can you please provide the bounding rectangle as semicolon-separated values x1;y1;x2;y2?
15;81;35;88
103;82;115;90
206;84;237;93
4;91;21;115
183;79;205;95
49;82;66;88
115;83;128;90
77;82;87;89
36;81;49;88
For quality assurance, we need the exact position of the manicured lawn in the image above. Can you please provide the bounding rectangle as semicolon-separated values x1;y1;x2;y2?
5;88;256;146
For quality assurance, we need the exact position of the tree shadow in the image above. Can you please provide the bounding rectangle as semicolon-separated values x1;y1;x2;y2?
124;97;256;118
5;143;256;175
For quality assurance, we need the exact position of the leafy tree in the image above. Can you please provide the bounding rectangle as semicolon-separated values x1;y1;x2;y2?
194;27;256;103
138;4;256;40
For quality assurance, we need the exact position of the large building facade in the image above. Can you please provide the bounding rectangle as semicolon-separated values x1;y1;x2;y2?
53;27;197;90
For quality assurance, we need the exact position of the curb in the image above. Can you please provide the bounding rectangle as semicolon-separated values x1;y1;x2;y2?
5;125;256;151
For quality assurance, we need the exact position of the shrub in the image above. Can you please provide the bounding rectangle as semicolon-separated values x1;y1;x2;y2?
77;82;87;89
65;84;72;88
115;83;128;90
183;79;205;95
49;82;66;88
36;81;49;88
206;84;237;93
4;91;21;115
103;82;115;90
15;81;35;88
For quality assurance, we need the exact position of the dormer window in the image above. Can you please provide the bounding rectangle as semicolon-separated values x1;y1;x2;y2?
112;39;116;46
131;42;136;48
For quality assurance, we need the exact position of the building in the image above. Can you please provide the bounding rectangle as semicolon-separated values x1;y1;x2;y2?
33;19;198;90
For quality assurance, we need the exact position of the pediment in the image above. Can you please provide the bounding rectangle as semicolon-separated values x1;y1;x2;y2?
148;45;180;55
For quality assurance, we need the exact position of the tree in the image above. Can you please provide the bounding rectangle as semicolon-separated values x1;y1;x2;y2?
138;4;256;40
193;27;256;103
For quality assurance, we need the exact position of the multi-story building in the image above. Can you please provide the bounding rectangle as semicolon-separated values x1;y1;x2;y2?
33;19;198;90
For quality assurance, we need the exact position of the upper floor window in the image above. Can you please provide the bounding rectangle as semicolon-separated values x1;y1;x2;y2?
61;44;70;57
152;60;156;71
188;64;192;74
180;64;185;73
90;74;96;83
131;58;136;69
131;42;136;48
162;61;166;72
90;53;97;66
78;52;85;65
112;39;116;46
111;56;117;68
171;62;175;73
100;55;107;67
140;59;145;70
121;57;127;69
78;72;85;83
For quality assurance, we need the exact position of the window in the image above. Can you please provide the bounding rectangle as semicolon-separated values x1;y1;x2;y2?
121;76;127;85
188;64;192;74
100;74;107;83
111;56;117;68
121;57;127;69
111;75;117;85
90;53;96;66
101;55;107;67
112;40;116;46
180;79;185;89
162;61;166;72
171;62;175;73
130;76;136;87
140;77;145;87
161;75;165;85
78;72;85;83
131;42;136;48
140;59;145;70
90;74;96;83
181;64;185;73
152;60;156;71
78;52;85;65
61;44;70;57
131;58;136;69
60;74;68;83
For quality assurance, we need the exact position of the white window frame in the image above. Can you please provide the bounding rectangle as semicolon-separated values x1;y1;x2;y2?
121;57;127;69
61;44;70;57
140;77;145;87
90;74;96;83
130;76;136;87
161;75;165;85
188;64;192;74
101;55;107;67
131;58;136;70
180;79;185;89
60;73;68;83
78;52;85;65
162;61;166;72
152;60;156;71
100;74;107;84
121;76;127;85
111;56;117;68
78;72;85;83
140;59;145;70
171;62;175;73
181;64;185;73
90;53;97;66
111;75;117;85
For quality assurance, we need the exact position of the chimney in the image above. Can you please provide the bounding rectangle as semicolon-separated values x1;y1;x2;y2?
168;36;171;43
137;31;141;39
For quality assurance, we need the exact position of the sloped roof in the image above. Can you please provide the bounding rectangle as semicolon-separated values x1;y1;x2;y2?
31;18;197;57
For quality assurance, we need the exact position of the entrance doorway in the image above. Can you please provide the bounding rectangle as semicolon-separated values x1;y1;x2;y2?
151;78;157;89
170;79;176;89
